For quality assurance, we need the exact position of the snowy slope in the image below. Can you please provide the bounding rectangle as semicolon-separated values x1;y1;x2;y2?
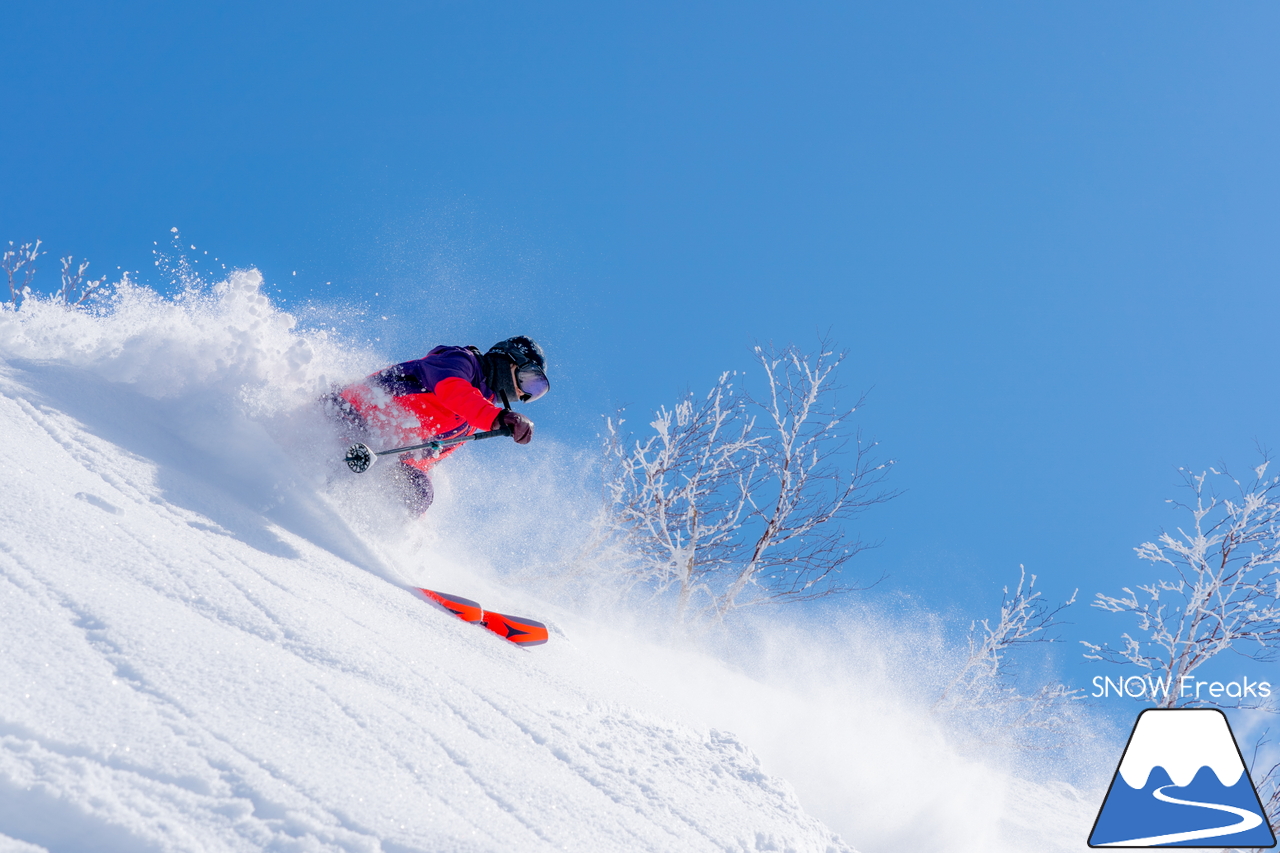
0;273;1103;853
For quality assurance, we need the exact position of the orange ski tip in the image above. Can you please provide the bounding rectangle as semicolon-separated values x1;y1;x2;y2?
480;611;550;646
417;588;483;623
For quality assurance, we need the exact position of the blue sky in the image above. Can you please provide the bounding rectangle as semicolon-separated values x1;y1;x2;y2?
5;2;1280;689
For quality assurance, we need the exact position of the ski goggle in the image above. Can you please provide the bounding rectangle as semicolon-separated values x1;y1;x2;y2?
515;364;550;402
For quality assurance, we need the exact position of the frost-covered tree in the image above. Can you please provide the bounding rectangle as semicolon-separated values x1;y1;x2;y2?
1082;458;1280;709
599;342;896;626
3;239;41;308
3;240;107;308
932;567;1083;750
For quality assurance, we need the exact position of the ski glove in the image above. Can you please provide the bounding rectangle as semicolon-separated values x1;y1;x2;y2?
497;410;534;445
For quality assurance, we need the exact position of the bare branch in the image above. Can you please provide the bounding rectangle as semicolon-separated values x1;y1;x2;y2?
933;567;1084;751
596;340;897;628
59;255;108;306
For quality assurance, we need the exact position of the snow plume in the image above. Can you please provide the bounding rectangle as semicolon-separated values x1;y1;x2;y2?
0;268;374;406
396;394;1116;849
434;463;1115;851
2;272;1105;852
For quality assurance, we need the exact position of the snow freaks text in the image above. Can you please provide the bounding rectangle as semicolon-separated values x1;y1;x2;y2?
1091;675;1273;702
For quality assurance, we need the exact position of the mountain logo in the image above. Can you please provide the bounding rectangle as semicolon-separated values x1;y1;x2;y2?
1089;708;1276;848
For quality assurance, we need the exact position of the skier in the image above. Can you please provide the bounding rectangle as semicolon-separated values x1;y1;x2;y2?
325;336;549;514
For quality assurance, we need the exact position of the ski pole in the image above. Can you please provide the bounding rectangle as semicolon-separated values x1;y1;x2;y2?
344;426;513;474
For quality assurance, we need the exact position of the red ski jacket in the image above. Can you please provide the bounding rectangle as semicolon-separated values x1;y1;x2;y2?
338;345;503;473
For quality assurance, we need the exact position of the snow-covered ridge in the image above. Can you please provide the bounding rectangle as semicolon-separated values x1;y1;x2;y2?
0;273;1101;852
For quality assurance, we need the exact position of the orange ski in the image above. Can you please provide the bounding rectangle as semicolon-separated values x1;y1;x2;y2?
418;589;483;622
480;611;549;646
417;588;549;647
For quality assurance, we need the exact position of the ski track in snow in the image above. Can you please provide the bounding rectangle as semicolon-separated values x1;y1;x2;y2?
0;277;1103;852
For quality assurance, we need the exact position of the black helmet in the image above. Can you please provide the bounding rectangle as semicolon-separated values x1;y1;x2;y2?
483;336;550;403
487;336;547;371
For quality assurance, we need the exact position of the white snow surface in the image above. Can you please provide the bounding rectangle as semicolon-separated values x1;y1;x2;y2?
0;272;1103;852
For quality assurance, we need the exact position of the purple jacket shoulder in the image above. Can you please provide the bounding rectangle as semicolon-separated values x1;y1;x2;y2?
370;346;494;399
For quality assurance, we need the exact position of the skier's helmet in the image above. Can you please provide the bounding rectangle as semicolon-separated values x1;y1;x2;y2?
486;336;550;402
